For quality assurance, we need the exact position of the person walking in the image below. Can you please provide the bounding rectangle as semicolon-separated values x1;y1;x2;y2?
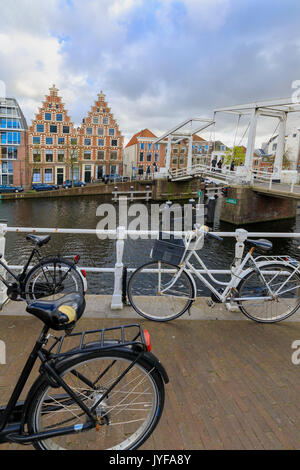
230;160;235;172
217;159;222;173
211;156;217;171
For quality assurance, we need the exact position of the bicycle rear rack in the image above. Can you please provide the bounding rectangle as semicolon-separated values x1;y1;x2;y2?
255;255;299;267
47;324;149;359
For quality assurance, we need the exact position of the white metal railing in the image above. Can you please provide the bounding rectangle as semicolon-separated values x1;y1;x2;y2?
170;164;238;183
1;224;300;310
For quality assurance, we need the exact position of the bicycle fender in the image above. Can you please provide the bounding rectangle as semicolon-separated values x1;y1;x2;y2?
46;342;170;384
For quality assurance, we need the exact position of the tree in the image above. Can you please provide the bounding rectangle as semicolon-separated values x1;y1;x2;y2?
223;146;246;166
64;138;82;188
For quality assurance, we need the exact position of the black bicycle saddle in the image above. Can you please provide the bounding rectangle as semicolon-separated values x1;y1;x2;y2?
26;292;86;331
26;234;51;247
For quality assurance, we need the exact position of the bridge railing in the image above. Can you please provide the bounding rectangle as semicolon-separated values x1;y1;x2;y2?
1;223;300;311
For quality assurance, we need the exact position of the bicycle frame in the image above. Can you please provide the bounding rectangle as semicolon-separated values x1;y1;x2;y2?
0;325;97;444
0;247;42;288
161;233;299;304
0;322;158;445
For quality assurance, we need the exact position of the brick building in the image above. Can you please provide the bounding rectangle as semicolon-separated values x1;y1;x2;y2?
28;86;124;185
28;85;78;185
0;97;28;186
124;129;165;177
78;91;124;182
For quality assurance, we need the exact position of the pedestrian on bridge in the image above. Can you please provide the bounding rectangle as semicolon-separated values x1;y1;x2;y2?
217;159;223;172
211;156;217;171
230;160;235;172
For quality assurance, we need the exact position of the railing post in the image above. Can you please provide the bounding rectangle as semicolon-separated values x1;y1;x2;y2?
0;223;7;306
226;228;248;312
111;225;126;310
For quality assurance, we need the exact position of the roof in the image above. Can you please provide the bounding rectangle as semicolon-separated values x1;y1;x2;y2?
125;129;157;148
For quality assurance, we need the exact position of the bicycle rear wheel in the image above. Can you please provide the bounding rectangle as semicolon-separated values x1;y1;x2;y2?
27;349;165;450
237;263;300;323
127;261;194;322
24;257;84;303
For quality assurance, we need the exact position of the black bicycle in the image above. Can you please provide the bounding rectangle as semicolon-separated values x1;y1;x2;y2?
0;234;86;303
0;292;168;450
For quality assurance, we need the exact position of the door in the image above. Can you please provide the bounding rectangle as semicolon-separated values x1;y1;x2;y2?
84;165;92;183
56;168;64;185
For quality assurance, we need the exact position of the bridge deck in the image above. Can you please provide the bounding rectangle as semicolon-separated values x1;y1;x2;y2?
1;296;300;450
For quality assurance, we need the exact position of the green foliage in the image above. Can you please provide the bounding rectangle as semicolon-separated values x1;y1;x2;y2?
223;146;246;166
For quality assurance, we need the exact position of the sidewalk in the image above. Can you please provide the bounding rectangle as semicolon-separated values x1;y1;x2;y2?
1;296;300;450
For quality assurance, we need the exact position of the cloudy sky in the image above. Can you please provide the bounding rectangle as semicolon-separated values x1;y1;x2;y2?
1;0;300;146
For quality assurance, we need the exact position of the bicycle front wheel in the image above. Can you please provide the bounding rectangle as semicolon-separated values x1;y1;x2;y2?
27;350;165;450
237;263;300;323
24;257;84;303
127;261;194;322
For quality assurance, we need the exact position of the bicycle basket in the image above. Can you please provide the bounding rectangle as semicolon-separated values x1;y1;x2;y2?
150;233;185;265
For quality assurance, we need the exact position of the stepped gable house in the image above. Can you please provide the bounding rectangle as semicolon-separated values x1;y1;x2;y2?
78;91;124;182
28;85;78;185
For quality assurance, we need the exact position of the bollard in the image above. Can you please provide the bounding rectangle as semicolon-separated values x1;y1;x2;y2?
111;226;126;309
146;185;151;202
130;186;134;202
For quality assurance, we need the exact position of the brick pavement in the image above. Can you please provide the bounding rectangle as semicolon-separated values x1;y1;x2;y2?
1;312;300;450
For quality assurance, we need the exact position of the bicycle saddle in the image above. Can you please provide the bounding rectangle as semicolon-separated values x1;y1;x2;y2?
26;292;86;331
245;238;273;251
26;234;51;247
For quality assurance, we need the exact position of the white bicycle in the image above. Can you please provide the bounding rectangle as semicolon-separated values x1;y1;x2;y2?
127;225;300;323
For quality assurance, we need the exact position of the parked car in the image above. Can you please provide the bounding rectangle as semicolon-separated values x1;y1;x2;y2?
0;184;24;193
32;183;59;191
62;180;86;188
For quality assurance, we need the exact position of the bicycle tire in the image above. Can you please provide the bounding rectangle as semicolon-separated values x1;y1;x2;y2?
24;257;84;303
27;349;165;450
237;262;300;323
127;261;194;322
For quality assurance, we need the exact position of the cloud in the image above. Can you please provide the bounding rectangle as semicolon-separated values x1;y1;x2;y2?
1;0;300;146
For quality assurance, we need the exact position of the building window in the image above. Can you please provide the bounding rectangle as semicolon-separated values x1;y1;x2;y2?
44;168;53;182
180;148;185;154
56;114;63;122
272;143;277;151
63;126;70;134
173;148;178;154
147;153;152;161
32;169;41;182
57;151;65;162
93;117;99;124
70;138;77;145
58;137;65;144
1;147;17;159
155;143;160;150
33;136;40;145
110;151;118;160
98;139;104;146
45;150;53;162
155;152;159;162
36;124;44;133
50;125;57;133
98;128;104;136
46;137;53;145
103;117;109;125
109;128;115;136
139;152;144;162
148;143;152;150
111;139;118;147
84;151;91;160
33;149;41;162
84;138;91;146
86;127;93;135
140;143;145;150
45;113;52;121
97;150;105;160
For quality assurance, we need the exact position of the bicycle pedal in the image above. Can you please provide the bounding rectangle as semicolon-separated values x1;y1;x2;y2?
207;300;215;308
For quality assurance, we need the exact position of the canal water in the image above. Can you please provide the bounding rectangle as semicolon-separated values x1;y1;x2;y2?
0;195;300;296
